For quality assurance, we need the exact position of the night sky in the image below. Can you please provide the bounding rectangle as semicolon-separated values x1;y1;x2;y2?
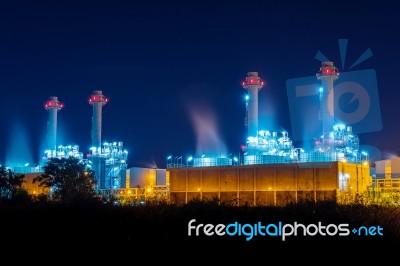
1;0;399;169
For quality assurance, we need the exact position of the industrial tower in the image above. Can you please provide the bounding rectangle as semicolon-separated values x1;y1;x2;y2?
89;90;108;151
242;72;264;142
316;61;339;147
88;90;128;190
44;96;63;155
89;90;108;188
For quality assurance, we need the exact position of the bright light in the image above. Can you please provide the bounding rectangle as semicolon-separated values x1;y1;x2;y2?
24;163;29;167
245;95;249;100
187;156;193;162
333;124;346;131
319;87;323;92
361;151;368;156
201;154;205;158
233;157;238;162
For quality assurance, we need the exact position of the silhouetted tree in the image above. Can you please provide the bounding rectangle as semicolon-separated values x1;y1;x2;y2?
0;167;26;201
33;157;97;204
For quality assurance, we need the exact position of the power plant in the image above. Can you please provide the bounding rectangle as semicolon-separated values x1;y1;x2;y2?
167;62;372;206
2;61;386;205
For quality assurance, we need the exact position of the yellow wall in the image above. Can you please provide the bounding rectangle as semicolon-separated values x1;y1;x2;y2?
168;162;371;206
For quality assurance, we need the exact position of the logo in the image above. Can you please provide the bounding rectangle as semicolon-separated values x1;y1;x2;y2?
188;219;384;241
286;39;382;141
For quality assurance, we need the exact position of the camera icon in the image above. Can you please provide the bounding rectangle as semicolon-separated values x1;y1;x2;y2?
286;67;382;142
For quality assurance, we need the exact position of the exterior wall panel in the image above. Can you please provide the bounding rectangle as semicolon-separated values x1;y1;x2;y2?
168;162;371;206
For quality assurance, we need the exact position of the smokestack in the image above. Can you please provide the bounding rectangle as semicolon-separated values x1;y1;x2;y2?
89;90;108;150
316;61;339;144
242;72;264;141
44;96;63;153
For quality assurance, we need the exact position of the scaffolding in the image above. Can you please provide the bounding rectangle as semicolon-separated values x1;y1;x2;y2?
43;144;84;160
89;141;128;189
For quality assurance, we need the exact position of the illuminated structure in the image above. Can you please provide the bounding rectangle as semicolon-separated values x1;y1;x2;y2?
242;72;264;142
44;96;63;155
306;61;361;163
43;145;83;160
168;162;371;206
88;90;107;188
42;97;83;162
167;65;373;206
309;124;360;163
89;90;108;150
89;90;109;189
88;141;128;189
87;91;128;189
316;61;339;148
372;158;400;200
245;130;297;164
242;72;297;164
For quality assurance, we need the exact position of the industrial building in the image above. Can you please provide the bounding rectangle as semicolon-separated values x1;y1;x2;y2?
12;90;165;202
114;167;168;203
167;62;374;206
373;157;400;192
169;162;370;206
7;61;376;206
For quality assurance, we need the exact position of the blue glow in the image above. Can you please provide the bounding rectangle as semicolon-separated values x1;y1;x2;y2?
245;95;249;100
319;87;323;93
333;124;346;131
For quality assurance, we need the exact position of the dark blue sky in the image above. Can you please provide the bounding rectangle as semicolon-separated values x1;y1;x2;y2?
1;0;399;168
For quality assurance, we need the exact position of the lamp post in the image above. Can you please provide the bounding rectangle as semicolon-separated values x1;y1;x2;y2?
187;155;193;167
294;148;305;163
174;156;182;167
167;155;172;168
361;151;369;165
